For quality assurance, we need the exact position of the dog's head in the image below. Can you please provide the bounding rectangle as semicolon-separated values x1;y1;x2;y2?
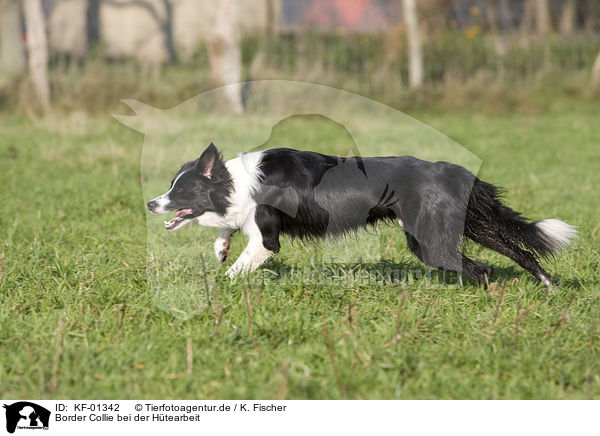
147;143;232;230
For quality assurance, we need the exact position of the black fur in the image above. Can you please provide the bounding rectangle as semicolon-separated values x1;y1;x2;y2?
252;148;564;286
463;179;553;283
147;143;233;227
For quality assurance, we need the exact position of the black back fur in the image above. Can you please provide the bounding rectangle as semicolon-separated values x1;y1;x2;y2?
252;148;562;285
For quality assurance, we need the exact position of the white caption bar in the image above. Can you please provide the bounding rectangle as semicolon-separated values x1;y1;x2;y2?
0;400;596;435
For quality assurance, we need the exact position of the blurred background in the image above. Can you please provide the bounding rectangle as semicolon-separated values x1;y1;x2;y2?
1;0;600;114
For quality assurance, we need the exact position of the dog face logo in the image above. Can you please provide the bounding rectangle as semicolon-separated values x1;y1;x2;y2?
3;402;50;434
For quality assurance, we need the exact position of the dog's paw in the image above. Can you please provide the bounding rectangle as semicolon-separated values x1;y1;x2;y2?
540;273;554;288
214;239;230;263
225;266;238;279
225;260;247;278
217;245;230;263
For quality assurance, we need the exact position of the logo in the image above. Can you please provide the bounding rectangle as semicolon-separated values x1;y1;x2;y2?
2;402;50;434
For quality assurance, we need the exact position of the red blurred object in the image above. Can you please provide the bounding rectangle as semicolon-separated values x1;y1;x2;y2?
304;0;391;31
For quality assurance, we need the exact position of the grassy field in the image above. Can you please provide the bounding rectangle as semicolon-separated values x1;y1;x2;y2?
1;100;599;399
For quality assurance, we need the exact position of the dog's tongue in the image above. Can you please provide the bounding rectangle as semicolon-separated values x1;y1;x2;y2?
164;209;193;230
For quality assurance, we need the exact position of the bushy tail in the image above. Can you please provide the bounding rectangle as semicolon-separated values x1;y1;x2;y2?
466;179;577;258
533;219;578;254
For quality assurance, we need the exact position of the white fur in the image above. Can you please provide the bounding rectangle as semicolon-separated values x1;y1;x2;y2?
214;228;236;262
540;274;552;287
151;151;272;276
185;151;272;276
221;152;275;276
151;151;273;276
196;151;264;230
225;207;274;277
536;219;577;251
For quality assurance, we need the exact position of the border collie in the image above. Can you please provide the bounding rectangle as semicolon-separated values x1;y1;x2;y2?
147;143;576;287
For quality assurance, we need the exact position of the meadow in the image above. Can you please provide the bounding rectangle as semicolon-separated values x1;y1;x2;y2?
0;96;599;399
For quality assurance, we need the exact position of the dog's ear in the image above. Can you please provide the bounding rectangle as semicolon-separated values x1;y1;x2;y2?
196;143;220;178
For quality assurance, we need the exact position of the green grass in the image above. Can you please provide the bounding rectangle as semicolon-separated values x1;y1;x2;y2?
0;101;599;399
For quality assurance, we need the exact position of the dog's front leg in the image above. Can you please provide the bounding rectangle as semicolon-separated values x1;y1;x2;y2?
214;228;237;263
225;237;275;278
225;206;280;278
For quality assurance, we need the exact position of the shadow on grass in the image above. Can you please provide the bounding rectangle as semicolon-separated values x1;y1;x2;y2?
485;264;589;291
257;258;462;288
249;258;589;291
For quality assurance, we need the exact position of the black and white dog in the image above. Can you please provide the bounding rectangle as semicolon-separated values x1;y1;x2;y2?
147;143;576;286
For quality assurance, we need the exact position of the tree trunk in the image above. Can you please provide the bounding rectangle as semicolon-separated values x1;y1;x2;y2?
534;0;553;35
521;0;553;35
521;0;535;34
402;0;423;89
592;49;600;86
265;0;276;37
160;0;176;64
484;0;507;56
560;0;576;35
0;0;26;82
86;0;101;50
584;0;597;33
23;0;50;112
485;0;499;33
498;0;512;29
209;0;243;114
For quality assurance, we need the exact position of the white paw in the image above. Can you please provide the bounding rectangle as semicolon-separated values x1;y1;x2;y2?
225;265;239;279
225;258;250;278
214;238;230;263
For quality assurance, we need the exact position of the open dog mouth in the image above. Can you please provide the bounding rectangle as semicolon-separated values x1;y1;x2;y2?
164;208;194;230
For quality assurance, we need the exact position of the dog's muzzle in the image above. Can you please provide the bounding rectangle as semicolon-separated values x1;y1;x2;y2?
147;199;159;213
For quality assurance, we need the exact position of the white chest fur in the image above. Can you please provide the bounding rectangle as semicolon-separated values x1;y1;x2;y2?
195;151;264;232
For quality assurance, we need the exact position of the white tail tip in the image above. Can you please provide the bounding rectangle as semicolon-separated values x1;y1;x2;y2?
536;219;577;251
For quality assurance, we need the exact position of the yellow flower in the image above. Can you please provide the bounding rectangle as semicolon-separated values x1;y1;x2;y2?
464;26;480;39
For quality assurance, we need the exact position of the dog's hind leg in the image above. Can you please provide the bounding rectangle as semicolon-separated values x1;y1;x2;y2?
464;178;558;286
461;255;493;286
471;234;552;286
405;231;492;286
404;232;424;262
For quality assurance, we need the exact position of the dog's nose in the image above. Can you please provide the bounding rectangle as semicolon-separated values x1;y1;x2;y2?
147;200;157;212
